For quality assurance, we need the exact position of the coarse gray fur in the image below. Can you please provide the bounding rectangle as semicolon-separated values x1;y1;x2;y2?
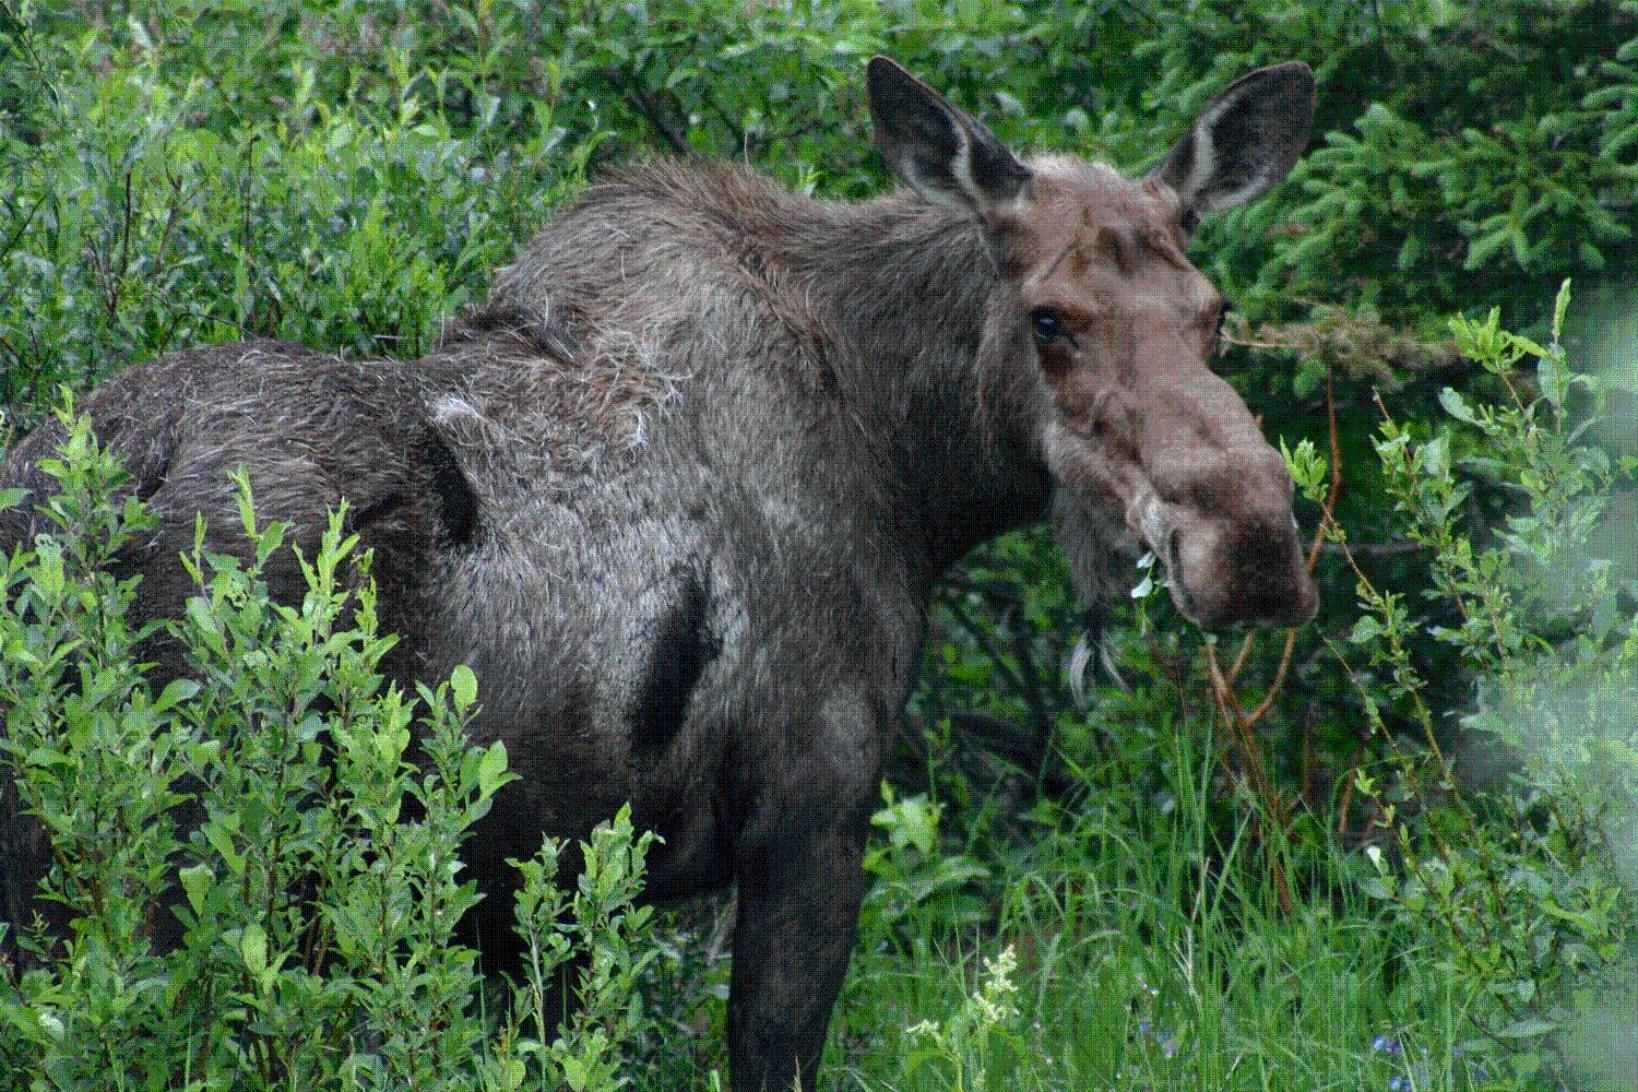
0;58;1318;1089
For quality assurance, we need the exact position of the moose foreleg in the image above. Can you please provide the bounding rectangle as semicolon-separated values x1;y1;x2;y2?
727;695;880;1091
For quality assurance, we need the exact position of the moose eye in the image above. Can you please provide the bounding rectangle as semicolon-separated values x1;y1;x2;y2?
1031;307;1068;345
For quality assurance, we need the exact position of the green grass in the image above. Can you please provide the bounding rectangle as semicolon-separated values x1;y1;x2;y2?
610;710;1504;1090
810;721;1482;1092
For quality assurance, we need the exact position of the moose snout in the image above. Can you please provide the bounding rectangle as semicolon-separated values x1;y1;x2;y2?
1166;514;1319;629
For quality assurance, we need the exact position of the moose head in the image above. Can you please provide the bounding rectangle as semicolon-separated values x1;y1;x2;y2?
868;57;1319;630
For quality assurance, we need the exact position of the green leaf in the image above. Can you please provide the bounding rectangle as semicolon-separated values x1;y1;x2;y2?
1438;387;1478;424
179;863;213;917
451;663;478;710
152;677;201;715
1542;898;1598;931
24;746;71;769
1552;278;1572;340
1349;616;1384;645
561;1053;588;1091
240;924;268;978
1419;433;1450;479
1537;351;1569;411
497;1058;526;1090
1508;333;1552;360
1496;1018;1555;1039
204;823;245;877
478;740;509;797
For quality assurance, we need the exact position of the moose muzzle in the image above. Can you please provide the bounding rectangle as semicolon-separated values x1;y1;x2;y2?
1130;441;1318;630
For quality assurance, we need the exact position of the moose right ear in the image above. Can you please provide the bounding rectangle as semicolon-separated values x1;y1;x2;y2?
1149;62;1315;224
867;56;1032;218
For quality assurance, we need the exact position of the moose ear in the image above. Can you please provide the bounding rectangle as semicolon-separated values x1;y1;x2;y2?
1150;61;1314;222
867;55;1032;217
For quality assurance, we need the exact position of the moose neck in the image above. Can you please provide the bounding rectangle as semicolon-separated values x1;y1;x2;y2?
478;164;1052;583
789;191;1053;578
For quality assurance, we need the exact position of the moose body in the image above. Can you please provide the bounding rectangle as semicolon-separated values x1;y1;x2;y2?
1;59;1317;1088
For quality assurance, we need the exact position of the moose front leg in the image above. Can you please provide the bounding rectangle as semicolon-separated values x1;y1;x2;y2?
727;695;880;1091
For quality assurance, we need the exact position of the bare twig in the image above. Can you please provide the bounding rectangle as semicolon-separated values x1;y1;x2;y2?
1335;744;1368;838
600;67;700;159
1318;540;1426;557
1205;645;1294;915
1201;371;1348;916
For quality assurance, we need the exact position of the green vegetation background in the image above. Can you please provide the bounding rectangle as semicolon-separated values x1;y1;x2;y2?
1;1;1636;1088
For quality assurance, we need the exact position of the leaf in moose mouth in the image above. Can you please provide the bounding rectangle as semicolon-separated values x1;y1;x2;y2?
1131;551;1161;599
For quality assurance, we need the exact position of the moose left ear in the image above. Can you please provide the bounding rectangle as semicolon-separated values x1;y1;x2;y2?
1150;62;1315;221
867;55;1033;218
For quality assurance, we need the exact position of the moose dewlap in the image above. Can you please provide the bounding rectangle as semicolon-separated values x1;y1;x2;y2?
0;56;1316;1089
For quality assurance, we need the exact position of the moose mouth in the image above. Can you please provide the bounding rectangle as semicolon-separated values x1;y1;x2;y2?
1129;516;1206;627
1160;525;1206;624
1126;489;1200;622
1126;487;1317;631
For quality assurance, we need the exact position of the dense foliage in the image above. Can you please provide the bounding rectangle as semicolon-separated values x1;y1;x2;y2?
0;415;664;1088
2;1;1635;1088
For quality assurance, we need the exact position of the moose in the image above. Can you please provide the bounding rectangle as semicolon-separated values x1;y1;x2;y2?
0;57;1317;1088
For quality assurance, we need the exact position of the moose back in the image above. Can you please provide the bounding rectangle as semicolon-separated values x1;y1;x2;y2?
0;57;1317;1089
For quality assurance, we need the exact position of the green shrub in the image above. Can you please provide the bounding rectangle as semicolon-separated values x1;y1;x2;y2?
0;408;662;1089
1328;285;1638;1087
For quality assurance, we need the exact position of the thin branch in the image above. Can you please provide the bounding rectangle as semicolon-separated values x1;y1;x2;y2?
1318;540;1426;557
1226;633;1255;685
1200;371;1352;917
1335;744;1368;838
1205;644;1294;916
1244;630;1298;727
600;67;700;159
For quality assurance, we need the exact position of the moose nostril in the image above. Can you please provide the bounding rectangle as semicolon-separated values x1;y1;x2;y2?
1164;518;1320;631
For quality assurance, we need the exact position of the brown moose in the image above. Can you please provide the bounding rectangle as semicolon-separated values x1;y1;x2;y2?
0;57;1317;1089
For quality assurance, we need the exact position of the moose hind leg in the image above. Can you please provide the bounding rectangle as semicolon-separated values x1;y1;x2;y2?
727;691;881;1091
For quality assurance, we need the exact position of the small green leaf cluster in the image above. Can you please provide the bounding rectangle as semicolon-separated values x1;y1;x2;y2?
501;807;658;1092
862;783;991;939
